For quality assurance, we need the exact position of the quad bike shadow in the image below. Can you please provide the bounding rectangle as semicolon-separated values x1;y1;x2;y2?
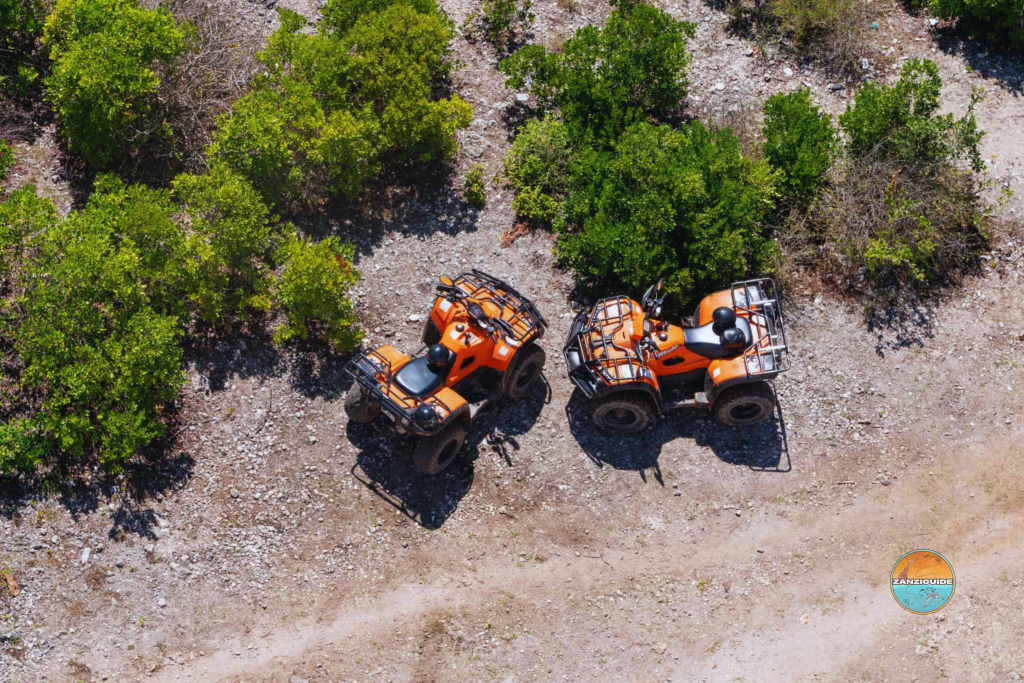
565;384;791;480
347;377;549;529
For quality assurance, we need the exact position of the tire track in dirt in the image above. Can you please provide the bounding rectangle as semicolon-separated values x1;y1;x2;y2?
150;436;1023;682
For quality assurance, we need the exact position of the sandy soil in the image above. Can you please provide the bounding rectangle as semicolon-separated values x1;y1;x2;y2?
1;1;1023;683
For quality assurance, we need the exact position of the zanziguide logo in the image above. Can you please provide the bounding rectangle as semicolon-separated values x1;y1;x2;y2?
890;550;955;614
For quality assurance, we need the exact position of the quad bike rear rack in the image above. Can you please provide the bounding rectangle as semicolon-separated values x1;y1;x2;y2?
730;278;791;379
452;269;548;342
346;348;458;436
563;296;650;398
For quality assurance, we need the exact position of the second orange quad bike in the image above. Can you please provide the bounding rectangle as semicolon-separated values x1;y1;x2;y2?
345;270;548;474
564;278;790;432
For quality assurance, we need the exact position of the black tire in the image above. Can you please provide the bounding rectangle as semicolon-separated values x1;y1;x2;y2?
712;382;775;426
421;319;442;346
413;421;467;475
502;343;546;400
344;383;381;423
591;393;655;433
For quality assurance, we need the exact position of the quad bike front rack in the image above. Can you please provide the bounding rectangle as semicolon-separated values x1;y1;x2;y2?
346;348;458;435
452;269;548;343
730;278;791;379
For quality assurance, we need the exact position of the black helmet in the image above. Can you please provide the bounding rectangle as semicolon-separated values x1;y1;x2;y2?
721;326;746;349
712;307;737;335
414;404;438;429
427;344;448;368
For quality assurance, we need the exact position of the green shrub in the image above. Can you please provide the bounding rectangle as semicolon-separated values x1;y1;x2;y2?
0;0;46;92
207;3;470;208
556;121;781;309
0;139;14;183
839;59;983;170
274;236;363;351
761;89;838;206
1;179;186;473
464;164;487;207
173;165;284;323
0;184;58;285
931;0;1024;50
319;0;441;35
42;0;186;167
499;0;696;142
479;0;534;53
504;115;575;225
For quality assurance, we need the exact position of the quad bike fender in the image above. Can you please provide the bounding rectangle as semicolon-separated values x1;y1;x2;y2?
704;356;757;404
430;387;469;426
374;345;413;371
485;338;521;370
696;289;735;326
430;296;460;334
593;379;663;409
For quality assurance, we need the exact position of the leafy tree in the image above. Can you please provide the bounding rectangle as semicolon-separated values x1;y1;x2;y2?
839;59;983;170
319;0;441;35
556;121;780;308
1;180;186;473
499;0;696;142
274;236;363;350
504;115;575;225
208;3;470;207
0;184;58;286
173;165;285;323
42;0;186;167
0;0;46;92
931;0;1024;50
761;89;838;206
478;0;534;53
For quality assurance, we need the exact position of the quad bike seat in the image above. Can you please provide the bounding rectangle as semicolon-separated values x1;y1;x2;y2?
682;318;752;360
393;350;456;397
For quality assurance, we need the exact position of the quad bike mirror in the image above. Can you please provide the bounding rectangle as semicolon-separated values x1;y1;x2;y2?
438;275;454;287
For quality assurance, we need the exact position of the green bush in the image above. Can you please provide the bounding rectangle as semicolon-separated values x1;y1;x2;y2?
479;0;534;52
1;180;186;473
931;0;1024;50
274;236;363;350
463;164;487;207
0;184;58;285
504;115;575;225
320;0;441;35
761;89;838;206
556;121;781;309
499;0;696;142
0;139;14;182
42;0;186;167
839;59;983;170
208;4;470;208
173;165;285;323
0;0;46;92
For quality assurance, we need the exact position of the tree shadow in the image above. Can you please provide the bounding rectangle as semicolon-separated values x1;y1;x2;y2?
309;158;482;262
565;386;791;479
865;298;936;357
932;27;1024;97
182;323;283;394
347;377;549;529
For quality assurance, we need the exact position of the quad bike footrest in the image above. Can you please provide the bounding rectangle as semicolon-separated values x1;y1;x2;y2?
663;392;710;410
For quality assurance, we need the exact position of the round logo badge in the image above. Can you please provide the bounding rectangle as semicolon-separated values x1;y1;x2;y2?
890;550;955;614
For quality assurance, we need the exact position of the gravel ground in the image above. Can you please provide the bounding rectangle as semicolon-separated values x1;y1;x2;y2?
1;1;1024;682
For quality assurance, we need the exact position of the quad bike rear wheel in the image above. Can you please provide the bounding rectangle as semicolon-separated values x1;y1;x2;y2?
344;383;381;423
413;421;468;475
502;343;546;400
712;382;775;426
591;393;655;433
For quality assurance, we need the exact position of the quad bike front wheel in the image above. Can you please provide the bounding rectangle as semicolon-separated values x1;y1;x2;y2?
712;382;775;426
502;343;546;400
591;393;655;433
344;383;381;423
413;421;468;475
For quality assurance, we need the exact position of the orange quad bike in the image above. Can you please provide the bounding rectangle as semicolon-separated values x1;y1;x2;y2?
345;270;548;474
564;278;790;432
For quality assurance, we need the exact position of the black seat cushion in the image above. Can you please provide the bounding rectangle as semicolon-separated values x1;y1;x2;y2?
683;318;752;360
393;352;455;397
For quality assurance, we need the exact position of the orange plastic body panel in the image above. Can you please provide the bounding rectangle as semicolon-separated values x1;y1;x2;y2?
357;346;469;424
